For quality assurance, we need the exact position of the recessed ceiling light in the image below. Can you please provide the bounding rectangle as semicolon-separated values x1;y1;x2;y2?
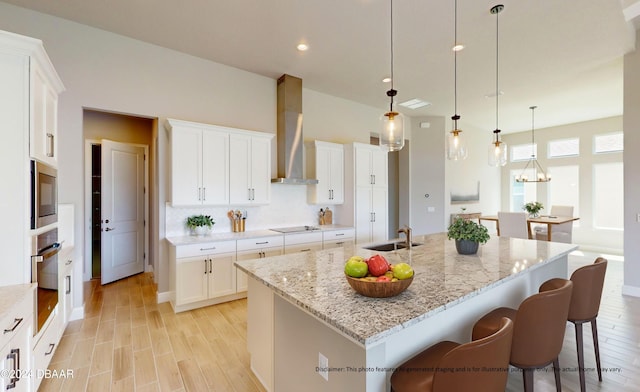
452;44;465;51
399;99;431;109
382;77;392;83
297;43;309;51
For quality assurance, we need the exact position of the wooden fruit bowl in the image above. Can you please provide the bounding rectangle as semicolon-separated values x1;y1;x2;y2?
345;274;413;298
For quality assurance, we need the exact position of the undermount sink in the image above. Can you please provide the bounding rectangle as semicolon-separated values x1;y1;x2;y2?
362;242;422;252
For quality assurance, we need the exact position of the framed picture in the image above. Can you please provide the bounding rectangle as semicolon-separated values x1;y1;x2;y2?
450;181;480;204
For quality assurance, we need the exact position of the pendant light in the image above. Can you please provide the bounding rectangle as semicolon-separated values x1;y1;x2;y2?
447;0;467;160
515;106;551;182
380;0;405;152
487;4;507;167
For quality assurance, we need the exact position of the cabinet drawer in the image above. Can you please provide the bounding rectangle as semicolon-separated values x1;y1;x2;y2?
237;236;284;251
322;229;355;241
175;240;236;258
284;232;323;246
33;311;62;389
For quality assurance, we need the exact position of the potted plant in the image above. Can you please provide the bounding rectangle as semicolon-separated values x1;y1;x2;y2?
186;214;215;236
523;201;544;218
447;217;490;255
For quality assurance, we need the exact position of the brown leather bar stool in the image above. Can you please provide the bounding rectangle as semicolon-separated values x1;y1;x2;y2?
568;257;608;392
472;278;573;392
390;317;513;392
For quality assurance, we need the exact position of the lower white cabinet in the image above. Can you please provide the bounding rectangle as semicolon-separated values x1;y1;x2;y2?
59;251;73;326
33;310;61;391
322;228;355;249
0;287;33;392
236;236;284;292
283;232;323;255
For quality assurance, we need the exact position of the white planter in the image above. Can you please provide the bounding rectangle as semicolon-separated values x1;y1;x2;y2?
191;226;211;236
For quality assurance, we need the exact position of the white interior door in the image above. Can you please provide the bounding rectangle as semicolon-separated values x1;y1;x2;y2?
101;140;145;284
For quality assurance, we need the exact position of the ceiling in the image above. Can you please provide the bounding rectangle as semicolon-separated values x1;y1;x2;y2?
4;0;640;133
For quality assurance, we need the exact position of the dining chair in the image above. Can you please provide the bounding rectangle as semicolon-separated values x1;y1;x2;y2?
534;205;574;243
471;278;573;392
497;212;529;239
568;257;608;392
390;317;514;392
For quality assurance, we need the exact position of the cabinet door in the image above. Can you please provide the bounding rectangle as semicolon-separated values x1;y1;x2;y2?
249;136;271;204
58;259;73;326
235;247;283;292
315;147;332;204
30;62;57;166
371;149;388;188
0;317;31;392
229;134;252;204
171;127;202;205
201;129;229;205
209;253;236;298
355;147;373;187
176;256;209;305
355;186;373;244
371;187;388;242
329;147;344;204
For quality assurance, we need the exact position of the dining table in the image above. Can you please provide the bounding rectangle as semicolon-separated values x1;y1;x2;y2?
478;214;580;241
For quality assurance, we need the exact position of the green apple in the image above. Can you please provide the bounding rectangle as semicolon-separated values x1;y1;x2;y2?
344;256;368;278
392;263;414;280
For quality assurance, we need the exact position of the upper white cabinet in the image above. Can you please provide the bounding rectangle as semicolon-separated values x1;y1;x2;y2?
166;119;273;207
168;120;229;206
229;133;272;205
306;141;344;205
355;144;388;189
0;30;64;287
30;61;62;167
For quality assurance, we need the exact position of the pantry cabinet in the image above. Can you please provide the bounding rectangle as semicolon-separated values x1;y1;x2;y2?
0;31;64;287
167;120;229;206
306;141;344;204
229;133;272;205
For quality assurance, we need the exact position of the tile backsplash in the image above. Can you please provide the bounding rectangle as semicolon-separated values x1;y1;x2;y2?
165;185;331;237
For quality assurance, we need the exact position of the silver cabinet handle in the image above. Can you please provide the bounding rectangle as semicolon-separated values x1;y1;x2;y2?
248;188;251;201
46;133;54;157
3;318;23;334
373;212;376;222
335;233;345;236
44;343;55;356
200;247;216;251
209;259;212;274
255;241;269;245
66;275;71;294
203;187;206;201
252;188;255;200
6;348;19;388
198;187;202;201
65;259;72;265
300;248;311;252
204;259;208;274
370;174;374;184
105;227;115;231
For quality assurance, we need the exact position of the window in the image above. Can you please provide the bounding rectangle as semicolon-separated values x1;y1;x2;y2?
548;138;579;158
510;169;536;212
593;162;623;230
511;143;536;162
594;132;623;154
547;166;579;223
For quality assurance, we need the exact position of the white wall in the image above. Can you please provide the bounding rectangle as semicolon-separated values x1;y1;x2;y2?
623;28;640;296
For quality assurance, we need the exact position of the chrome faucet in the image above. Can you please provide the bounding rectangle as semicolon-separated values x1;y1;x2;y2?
398;225;412;249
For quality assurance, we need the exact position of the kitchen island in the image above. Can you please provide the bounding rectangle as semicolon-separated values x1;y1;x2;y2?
235;233;577;392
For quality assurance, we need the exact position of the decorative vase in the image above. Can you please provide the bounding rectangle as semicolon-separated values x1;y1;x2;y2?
529;212;540;218
191;226;210;236
455;239;479;255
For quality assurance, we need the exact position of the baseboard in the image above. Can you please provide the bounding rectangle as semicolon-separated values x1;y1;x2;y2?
157;291;172;304
69;306;85;321
622;285;640;298
145;264;154;273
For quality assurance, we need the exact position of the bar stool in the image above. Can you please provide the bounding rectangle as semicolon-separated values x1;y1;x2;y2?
568;257;608;392
472;278;573;392
390;317;513;392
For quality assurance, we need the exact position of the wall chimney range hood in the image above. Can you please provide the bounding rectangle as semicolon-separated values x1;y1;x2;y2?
271;74;318;185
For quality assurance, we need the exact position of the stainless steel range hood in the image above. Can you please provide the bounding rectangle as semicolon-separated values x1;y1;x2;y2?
271;74;318;185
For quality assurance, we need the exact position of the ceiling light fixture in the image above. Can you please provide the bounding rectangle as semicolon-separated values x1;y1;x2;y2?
447;0;467;161
380;0;404;152
382;77;392;83
296;43;309;51
487;4;507;167
515;106;551;182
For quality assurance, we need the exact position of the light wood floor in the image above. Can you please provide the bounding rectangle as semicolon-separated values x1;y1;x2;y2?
40;251;639;391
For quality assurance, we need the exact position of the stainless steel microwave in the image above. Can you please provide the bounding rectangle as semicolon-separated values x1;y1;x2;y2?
31;160;58;229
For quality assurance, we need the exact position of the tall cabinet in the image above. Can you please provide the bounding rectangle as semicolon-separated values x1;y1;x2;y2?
306;141;344;205
0;30;64;287
338;143;388;244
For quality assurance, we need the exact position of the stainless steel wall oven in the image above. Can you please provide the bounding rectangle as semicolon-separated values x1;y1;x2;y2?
31;228;60;334
31;160;58;229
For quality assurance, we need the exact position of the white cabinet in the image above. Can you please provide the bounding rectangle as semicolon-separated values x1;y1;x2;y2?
169;240;246;312
306;141;344;204
236;236;284;292
283;232;324;254
30;61;61;167
356;187;388;243
167;120;229;206
0;31;64;287
229;133;272;205
59;251;73;325
322;228;355;249
0;287;33;392
355;144;388;189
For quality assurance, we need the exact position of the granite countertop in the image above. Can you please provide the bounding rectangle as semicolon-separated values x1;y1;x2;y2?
166;224;354;246
0;283;36;321
234;233;577;346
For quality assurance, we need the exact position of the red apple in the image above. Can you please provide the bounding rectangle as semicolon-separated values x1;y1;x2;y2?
366;254;390;277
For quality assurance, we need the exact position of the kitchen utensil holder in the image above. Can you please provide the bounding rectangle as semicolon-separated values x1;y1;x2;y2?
232;219;245;232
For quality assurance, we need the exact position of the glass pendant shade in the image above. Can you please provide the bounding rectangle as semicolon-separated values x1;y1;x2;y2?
488;139;507;166
446;128;467;160
380;110;405;151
